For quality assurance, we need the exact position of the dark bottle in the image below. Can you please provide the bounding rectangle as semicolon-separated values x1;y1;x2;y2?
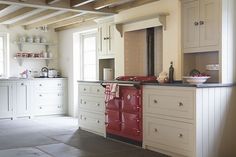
169;61;174;83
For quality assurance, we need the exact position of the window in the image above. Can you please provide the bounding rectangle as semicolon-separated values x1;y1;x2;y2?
80;32;97;80
0;33;8;77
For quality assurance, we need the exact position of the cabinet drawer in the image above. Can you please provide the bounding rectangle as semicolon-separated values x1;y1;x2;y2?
35;91;65;105
79;96;104;113
35;80;65;90
144;117;194;153
79;111;105;134
90;85;104;95
78;84;91;94
36;104;64;115
78;84;104;96
144;88;194;119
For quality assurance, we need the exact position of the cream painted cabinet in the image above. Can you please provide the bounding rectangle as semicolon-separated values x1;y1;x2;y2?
15;81;32;118
32;79;67;116
78;82;105;136
143;86;195;157
182;0;220;53
97;22;115;59
143;85;236;157
0;82;13;118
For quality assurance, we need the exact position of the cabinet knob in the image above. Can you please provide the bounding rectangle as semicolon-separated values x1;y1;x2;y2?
97;103;100;107
39;84;42;86
97;89;100;92
154;128;158;133
83;88;86;91
154;99;158;104
39;94;42;97
199;21;204;25
97;120;100;123
84;117;86;120
21;83;24;86
179;102;184;107
194;21;199;26
84;101;86;104
179;133;183;138
39;106;42;109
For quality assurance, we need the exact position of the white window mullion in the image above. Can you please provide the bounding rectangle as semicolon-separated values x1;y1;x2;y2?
80;31;97;80
0;33;8;77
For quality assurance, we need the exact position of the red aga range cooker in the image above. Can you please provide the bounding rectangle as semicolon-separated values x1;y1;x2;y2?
103;76;157;146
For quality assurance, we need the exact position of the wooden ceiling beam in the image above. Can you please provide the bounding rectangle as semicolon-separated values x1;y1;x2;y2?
70;0;95;7
48;13;104;28
8;9;58;28
0;4;9;11
93;0;120;10
113;0;159;12
0;0;115;14
46;0;61;5
0;7;36;23
24;12;81;30
55;19;96;32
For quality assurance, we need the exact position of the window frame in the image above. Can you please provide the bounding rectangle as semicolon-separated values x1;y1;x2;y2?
80;31;97;80
0;33;9;77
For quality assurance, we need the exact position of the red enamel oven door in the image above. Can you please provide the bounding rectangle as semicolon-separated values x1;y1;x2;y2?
105;109;121;132
121;112;142;140
106;99;121;110
120;87;141;113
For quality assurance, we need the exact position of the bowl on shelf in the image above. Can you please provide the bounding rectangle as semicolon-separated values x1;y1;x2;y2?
183;76;210;85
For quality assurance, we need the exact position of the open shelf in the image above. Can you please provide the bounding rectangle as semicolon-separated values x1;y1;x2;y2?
14;41;55;51
14;57;53;66
14;41;55;46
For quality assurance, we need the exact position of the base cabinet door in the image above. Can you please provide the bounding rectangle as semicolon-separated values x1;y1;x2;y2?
15;82;31;117
0;83;13;118
79;111;105;135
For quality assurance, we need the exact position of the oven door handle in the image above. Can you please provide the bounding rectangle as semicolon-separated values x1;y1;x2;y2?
101;83;136;87
101;83;141;89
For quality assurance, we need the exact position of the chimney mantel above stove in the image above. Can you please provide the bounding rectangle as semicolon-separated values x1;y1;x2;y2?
114;13;169;37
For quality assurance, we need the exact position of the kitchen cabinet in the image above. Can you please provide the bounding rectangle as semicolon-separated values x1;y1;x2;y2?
0;82;13;119
143;85;236;157
78;82;105;136
97;19;115;59
182;0;220;53
32;79;67;116
15;81;32;118
0;79;67;119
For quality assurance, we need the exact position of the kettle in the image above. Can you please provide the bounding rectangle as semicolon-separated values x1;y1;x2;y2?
40;67;48;78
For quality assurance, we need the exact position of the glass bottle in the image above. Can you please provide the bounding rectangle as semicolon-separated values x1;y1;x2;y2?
169;61;174;83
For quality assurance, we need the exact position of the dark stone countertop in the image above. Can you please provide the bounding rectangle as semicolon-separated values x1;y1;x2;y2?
77;80;236;88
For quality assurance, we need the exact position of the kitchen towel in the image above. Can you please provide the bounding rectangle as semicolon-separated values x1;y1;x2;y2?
105;83;119;103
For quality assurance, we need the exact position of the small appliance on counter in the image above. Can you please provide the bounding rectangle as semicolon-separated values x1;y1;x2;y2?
48;69;58;78
40;67;48;78
103;68;113;80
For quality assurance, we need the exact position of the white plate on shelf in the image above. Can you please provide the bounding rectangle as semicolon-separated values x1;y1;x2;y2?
183;76;210;85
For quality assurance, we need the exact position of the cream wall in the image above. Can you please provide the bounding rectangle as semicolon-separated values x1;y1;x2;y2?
58;21;97;117
114;0;182;79
0;25;58;77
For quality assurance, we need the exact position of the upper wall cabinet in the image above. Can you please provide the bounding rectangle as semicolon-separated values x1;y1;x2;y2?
182;0;220;53
97;17;115;59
